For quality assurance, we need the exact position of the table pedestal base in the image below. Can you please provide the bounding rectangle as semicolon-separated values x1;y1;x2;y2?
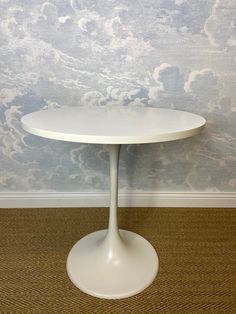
67;229;158;299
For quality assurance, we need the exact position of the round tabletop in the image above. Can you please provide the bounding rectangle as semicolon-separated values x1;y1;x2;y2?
21;106;206;144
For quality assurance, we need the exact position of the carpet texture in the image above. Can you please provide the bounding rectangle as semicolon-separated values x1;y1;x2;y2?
0;207;236;314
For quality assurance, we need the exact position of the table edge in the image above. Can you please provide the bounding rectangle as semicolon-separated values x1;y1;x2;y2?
21;120;206;144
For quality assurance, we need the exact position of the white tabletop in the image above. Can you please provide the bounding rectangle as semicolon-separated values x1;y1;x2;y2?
21;106;206;144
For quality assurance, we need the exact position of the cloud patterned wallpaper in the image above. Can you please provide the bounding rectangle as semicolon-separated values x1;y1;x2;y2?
0;0;236;192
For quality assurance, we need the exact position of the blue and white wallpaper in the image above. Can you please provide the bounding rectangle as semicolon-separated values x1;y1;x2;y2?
0;0;236;192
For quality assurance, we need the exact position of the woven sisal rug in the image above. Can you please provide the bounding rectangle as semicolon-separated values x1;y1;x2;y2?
0;207;236;314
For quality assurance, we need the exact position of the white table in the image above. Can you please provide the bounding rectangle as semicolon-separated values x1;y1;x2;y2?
21;106;206;299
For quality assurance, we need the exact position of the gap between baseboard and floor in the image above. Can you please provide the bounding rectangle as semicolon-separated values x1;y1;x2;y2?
0;192;236;208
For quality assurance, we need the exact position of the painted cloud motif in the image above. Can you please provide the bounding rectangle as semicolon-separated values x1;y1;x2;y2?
0;0;235;192
184;68;219;104
204;0;236;47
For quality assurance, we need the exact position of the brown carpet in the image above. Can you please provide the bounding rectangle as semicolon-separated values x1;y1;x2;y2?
0;207;236;314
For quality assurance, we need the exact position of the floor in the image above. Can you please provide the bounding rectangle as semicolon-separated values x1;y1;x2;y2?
0;207;236;314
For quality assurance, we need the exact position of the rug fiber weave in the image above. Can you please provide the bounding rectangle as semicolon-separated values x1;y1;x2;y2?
0;207;236;314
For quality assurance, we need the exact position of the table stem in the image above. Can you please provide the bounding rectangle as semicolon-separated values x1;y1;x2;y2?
107;144;121;242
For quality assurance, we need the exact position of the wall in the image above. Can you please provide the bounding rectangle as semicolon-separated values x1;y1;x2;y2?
0;0;236;194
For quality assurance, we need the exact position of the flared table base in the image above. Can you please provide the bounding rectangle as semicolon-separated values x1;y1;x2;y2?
67;229;158;299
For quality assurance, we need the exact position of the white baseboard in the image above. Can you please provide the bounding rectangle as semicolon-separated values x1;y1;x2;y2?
0;192;236;208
